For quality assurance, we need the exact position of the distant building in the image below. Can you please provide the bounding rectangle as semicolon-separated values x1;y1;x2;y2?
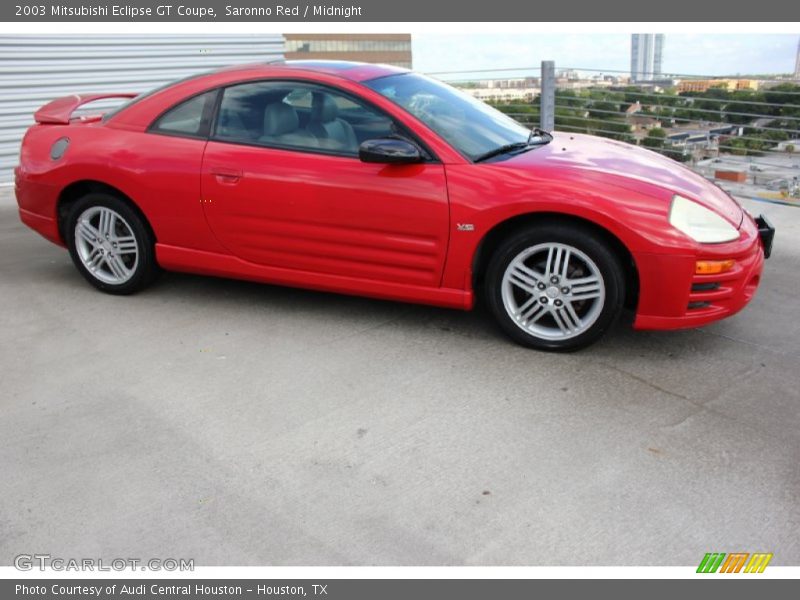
625;102;642;115
476;77;539;89
284;34;412;68
558;69;581;80
627;115;662;131
455;77;540;102
556;79;615;90
665;124;743;155
677;79;761;93
776;139;800;152
630;34;664;82
795;37;800;79
465;87;540;103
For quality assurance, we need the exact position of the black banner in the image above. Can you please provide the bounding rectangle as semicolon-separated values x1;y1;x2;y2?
2;0;796;22
4;579;800;599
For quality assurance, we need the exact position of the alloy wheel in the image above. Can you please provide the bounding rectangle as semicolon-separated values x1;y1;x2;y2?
501;242;606;341
74;206;139;285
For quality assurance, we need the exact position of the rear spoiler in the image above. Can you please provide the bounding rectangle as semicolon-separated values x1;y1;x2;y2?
34;93;138;124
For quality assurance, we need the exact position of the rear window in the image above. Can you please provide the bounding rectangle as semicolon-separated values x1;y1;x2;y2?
149;91;216;138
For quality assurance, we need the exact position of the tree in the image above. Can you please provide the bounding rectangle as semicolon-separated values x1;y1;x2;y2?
786;144;796;154
642;127;667;150
725;138;748;156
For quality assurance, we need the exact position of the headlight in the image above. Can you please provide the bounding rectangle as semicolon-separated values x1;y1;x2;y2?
668;195;739;243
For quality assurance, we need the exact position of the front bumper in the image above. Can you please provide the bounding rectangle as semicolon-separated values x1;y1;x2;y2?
634;212;772;330
755;214;775;259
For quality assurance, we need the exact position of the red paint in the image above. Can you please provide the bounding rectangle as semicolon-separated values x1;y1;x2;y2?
15;62;766;329
33;93;138;124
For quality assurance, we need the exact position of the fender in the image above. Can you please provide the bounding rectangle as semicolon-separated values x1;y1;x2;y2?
440;163;685;291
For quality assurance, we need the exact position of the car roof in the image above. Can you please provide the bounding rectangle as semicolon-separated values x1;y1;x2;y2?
218;60;410;83
102;60;412;131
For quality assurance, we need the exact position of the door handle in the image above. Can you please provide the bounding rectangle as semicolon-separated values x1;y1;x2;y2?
211;167;243;184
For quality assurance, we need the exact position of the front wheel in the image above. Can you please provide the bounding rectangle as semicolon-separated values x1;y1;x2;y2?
484;223;625;351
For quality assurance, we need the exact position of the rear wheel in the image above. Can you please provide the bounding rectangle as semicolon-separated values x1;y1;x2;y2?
484;222;625;351
65;193;158;294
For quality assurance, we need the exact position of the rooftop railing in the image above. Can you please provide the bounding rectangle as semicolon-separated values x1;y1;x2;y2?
429;63;800;204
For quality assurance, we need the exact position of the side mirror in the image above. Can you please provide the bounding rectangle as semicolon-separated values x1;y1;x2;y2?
359;138;422;164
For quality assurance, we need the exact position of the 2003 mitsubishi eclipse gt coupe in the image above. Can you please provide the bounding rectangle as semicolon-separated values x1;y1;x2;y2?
15;60;775;351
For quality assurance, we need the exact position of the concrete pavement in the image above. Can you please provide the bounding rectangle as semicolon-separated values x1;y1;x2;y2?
1;188;798;566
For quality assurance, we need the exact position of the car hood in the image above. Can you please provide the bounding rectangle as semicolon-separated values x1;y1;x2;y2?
502;132;743;226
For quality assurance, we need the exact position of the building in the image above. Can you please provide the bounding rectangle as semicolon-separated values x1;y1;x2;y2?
795;37;800;79
630;34;664;82
0;34;284;184
628;115;662;131
676;79;761;93
625;102;642;115
776;139;800;152
284;34;412;68
455;77;540;103
557;69;581;80
556;79;616;91
463;86;540;103
665;124;743;157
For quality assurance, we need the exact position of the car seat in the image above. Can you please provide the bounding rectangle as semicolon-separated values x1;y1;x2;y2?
259;102;317;147
306;93;358;153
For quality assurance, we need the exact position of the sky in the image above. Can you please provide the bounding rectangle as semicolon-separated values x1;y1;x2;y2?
412;34;799;78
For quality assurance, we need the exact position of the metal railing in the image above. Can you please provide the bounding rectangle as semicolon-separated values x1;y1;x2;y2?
430;61;800;203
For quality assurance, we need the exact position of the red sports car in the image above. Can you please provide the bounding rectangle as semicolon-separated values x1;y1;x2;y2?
15;61;774;350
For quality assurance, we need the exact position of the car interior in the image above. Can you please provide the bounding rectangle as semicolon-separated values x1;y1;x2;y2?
214;85;398;155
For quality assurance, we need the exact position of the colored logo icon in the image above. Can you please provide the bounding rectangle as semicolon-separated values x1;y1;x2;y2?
697;553;773;573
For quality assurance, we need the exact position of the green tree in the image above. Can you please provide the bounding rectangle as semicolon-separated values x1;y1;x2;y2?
642;128;667;150
725;138;748;156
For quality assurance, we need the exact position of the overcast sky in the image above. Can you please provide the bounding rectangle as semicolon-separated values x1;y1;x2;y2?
413;34;799;77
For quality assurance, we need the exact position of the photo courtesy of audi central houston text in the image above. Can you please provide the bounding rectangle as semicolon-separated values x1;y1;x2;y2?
15;60;776;351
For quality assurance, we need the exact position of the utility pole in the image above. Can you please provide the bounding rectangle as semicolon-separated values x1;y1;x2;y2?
540;60;555;131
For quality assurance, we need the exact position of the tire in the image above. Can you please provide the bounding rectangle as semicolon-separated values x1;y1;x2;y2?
484;221;625;351
65;193;158;295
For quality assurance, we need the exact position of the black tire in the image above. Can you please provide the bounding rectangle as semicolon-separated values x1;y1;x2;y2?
484;221;625;351
65;192;159;295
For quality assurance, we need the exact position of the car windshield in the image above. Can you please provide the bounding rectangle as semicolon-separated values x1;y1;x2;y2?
364;73;532;161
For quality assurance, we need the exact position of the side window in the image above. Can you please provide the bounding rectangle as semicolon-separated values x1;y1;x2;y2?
150;91;215;138
213;81;397;156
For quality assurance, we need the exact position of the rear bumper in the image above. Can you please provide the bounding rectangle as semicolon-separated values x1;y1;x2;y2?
634;213;770;330
14;165;64;247
19;207;62;246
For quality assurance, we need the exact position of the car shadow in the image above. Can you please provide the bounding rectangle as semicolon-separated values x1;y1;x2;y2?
25;253;755;360
147;270;706;358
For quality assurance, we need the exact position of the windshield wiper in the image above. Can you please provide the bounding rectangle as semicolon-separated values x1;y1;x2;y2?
474;142;531;163
474;129;553;163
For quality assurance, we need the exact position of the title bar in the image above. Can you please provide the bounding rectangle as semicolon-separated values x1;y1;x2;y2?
2;0;796;22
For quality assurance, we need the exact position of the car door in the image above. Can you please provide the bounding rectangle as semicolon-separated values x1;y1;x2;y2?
137;89;221;252
200;80;450;288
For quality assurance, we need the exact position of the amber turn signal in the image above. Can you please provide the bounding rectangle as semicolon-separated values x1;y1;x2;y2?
695;259;735;275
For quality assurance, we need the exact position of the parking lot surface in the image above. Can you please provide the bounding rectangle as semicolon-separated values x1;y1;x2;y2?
1;188;798;566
